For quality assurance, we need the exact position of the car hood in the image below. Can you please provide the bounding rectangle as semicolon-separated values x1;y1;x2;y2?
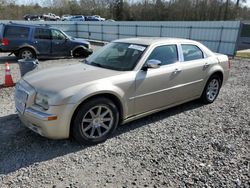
71;38;89;45
23;63;123;92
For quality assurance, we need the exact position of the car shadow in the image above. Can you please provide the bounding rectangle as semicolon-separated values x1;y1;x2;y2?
0;100;204;175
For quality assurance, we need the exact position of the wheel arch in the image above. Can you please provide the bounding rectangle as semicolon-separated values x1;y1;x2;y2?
208;70;224;85
69;93;124;137
17;45;38;54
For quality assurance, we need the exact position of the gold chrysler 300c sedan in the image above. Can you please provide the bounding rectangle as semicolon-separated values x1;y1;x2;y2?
15;38;230;144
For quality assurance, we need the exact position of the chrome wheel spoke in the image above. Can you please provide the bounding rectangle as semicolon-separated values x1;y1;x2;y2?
90;127;95;137
97;126;102;136
82;118;92;123
101;110;109;118
89;109;96;118
97;106;102;116
102;117;112;122
83;123;93;132
100;122;109;130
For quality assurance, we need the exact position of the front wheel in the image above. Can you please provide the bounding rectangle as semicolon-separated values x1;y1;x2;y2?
73;48;91;58
72;97;119;145
201;75;222;104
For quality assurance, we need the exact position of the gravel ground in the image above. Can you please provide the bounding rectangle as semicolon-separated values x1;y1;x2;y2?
0;52;249;188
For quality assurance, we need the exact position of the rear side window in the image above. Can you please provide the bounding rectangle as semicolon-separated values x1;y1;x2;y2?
34;28;51;40
182;44;204;61
147;45;178;66
4;26;29;39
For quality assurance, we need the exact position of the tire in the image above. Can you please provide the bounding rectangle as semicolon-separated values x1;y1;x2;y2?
72;97;119;145
201;75;222;104
73;48;90;58
19;48;36;59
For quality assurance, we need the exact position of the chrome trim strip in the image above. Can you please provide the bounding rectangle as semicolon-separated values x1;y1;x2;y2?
25;108;57;121
130;79;203;100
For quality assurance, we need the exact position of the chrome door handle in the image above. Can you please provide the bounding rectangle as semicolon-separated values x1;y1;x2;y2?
204;63;210;69
173;68;182;74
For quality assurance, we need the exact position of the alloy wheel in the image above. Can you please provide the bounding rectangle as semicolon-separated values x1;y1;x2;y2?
206;78;220;101
81;105;114;139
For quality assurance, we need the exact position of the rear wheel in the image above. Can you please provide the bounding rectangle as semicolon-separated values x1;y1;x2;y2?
19;48;36;59
72;97;119;145
201;75;221;104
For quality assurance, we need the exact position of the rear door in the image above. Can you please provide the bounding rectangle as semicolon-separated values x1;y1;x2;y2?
32;28;52;56
177;44;211;101
3;25;30;51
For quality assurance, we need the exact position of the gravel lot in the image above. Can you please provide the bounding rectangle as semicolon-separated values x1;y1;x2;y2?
0;51;249;187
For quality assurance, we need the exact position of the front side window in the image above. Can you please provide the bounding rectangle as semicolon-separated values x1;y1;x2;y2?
147;45;178;66
182;44;204;61
86;42;147;71
4;26;29;39
51;30;66;40
34;28;51;40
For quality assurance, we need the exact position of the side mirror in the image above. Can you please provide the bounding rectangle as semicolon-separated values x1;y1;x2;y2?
142;59;161;71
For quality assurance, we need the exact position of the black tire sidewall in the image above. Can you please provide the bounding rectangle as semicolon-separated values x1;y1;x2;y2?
202;75;222;104
73;48;89;58
73;97;119;144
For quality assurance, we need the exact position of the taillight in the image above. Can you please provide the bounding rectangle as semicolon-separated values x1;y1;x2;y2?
1;38;9;46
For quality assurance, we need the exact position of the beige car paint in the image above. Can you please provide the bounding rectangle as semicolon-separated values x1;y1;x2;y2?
15;38;230;139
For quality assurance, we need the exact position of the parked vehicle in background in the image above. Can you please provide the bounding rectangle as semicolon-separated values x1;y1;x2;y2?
42;13;60;21
23;14;41;21
85;16;101;21
68;15;85;21
0;22;92;59
14;37;230;144
61;14;72;21
92;15;105;21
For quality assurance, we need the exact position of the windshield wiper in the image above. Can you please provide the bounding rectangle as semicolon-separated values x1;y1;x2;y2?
90;62;105;68
81;59;89;64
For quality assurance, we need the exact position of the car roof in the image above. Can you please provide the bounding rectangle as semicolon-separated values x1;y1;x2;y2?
3;22;55;29
113;37;197;46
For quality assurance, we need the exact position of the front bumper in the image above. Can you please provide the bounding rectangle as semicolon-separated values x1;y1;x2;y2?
18;104;75;139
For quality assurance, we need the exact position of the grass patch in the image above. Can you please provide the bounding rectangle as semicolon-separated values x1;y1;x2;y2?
236;52;250;59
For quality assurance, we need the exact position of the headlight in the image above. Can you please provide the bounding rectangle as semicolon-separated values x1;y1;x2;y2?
35;93;49;110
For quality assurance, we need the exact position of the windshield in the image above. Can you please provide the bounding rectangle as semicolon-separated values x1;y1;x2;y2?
85;42;147;71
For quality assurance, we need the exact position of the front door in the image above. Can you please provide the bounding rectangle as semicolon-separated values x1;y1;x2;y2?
134;44;183;115
51;29;71;56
